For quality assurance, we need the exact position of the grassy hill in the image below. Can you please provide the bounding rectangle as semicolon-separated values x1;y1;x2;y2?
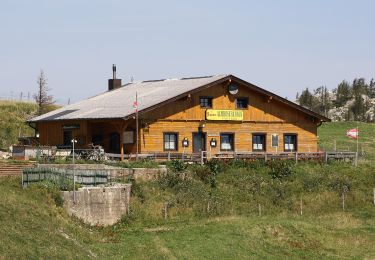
1;160;375;258
318;121;375;160
0;101;37;150
0;116;375;258
0;100;59;150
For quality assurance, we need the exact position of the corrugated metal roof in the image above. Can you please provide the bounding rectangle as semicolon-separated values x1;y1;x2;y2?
30;75;228;122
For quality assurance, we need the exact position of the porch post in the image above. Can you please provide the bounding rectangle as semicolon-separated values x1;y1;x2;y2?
111;120;129;161
120;131;124;161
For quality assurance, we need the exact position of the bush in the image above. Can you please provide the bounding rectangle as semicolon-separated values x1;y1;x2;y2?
35;180;64;207
158;171;184;189
267;160;295;180
328;174;351;195
169;160;187;172
128;176;146;203
192;165;217;188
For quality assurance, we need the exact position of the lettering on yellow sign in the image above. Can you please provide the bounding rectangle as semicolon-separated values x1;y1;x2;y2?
206;109;244;121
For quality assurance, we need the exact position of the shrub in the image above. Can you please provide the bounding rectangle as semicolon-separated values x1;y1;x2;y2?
267;160;295;180
170;160;187;172
128;176;145;203
328;174;351;195
192;165;217;188
206;159;223;174
158;171;184;189
35;180;64;207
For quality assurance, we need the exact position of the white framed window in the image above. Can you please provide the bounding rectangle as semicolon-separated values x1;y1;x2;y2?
164;133;178;151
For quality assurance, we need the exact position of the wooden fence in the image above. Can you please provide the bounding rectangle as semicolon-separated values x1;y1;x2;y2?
106;151;358;165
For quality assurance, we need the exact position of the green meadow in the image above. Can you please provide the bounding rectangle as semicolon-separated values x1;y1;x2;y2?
0;122;375;259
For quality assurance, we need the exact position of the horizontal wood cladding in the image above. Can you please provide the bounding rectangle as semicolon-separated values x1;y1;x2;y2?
36;79;320;155
37;120;88;148
36;119;138;153
142;80;314;124
139;79;319;153
140;121;317;154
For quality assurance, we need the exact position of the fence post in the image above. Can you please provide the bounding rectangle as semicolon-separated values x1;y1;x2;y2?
354;152;358;167
264;153;267;162
300;195;303;216
168;152;171;161
21;169;24;188
295;152;298;164
258;203;262;217
325;152;328;163
163;202;169;220
200;151;204;165
26;170;29;188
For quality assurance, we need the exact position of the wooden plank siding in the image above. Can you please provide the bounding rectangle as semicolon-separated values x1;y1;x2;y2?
139;80;318;154
35;79;320;155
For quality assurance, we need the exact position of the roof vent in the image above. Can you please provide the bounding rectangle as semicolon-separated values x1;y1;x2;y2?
108;64;122;91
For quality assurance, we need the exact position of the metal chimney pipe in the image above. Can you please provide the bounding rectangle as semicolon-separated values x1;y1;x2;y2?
112;64;117;79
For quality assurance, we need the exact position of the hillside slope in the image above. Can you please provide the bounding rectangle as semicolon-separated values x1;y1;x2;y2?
0;100;60;150
0;101;37;149
0;122;375;258
318;121;375;160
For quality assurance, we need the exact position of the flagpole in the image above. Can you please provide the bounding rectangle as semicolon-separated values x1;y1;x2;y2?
356;125;359;163
136;92;139;161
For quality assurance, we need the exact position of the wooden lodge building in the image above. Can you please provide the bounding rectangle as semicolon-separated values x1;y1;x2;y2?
29;67;330;160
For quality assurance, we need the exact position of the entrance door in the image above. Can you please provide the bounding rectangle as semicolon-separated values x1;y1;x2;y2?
109;132;120;153
193;132;206;153
63;130;72;147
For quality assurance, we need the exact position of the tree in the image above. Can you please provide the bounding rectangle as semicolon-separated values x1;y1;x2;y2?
314;86;331;117
298;88;314;109
352;78;368;96
33;70;54;115
335;80;351;107
369;78;375;98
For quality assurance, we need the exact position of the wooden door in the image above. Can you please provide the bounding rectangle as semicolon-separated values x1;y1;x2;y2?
193;132;206;153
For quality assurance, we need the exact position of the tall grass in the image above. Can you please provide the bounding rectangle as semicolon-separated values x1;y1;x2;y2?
0;100;59;150
122;160;375;226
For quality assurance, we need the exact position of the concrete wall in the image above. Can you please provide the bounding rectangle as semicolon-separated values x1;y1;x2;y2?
38;164;167;181
61;184;131;226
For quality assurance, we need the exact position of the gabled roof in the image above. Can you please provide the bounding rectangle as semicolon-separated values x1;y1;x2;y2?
29;74;330;122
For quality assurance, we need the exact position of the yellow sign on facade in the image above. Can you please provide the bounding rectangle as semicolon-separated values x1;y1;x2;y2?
206;109;244;121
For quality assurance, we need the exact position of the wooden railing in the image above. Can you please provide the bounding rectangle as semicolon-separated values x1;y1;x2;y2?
12;145;358;165
106;151;358;165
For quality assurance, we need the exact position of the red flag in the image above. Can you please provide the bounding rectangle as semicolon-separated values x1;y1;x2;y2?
133;101;138;111
346;128;359;139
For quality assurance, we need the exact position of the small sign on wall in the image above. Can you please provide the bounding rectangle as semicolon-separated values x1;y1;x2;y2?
272;134;278;147
123;131;134;144
206;109;243;121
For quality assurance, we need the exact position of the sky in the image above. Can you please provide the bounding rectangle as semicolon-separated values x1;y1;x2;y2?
0;0;374;104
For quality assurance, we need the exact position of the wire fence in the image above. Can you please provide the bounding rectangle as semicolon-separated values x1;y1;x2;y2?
0;92;35;102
